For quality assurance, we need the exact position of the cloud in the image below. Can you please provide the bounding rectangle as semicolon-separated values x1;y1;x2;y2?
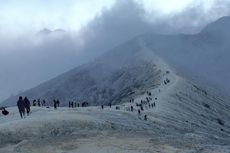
1;0;230;101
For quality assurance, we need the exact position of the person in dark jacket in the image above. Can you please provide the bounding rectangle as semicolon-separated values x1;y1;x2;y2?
37;99;41;107
131;106;133;112
53;100;57;110
57;100;60;107
24;97;31;116
33;100;36;106
17;96;26;118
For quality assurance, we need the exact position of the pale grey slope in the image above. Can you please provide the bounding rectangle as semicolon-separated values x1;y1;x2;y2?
2;15;230;106
141;16;230;93
2;40;164;106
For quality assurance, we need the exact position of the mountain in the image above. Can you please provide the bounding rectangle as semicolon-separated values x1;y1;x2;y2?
1;16;230;152
2;39;165;106
0;56;230;152
35;28;66;38
2;16;230;106
140;16;230;93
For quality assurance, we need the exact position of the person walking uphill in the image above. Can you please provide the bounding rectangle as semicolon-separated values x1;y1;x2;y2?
24;97;31;116
17;96;26;118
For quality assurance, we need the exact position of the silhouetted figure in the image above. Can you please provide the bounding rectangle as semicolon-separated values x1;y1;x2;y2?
17;96;26;118
71;102;74;108
33;100;36;106
131;106;133;112
101;105;104;110
42;100;46;106
138;109;141;116
82;102;88;107
38;99;41;107
144;114;147;121
74;102;77;108
57;100;60;107
140;104;144;111
24;97;31;116
153;102;156;107
109;103;112;108
69;101;71;108
148;92;151;96
77;103;80;107
53;100;57;110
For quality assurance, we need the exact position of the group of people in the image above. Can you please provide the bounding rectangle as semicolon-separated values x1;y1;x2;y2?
14;92;157;120
128;91;158;121
17;96;31;118
32;99;47;107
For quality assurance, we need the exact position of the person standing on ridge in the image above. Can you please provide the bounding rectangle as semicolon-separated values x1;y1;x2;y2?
24;97;31;116
17;96;26;118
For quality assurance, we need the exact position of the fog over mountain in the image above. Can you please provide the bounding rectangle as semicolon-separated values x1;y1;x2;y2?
1;0;230;102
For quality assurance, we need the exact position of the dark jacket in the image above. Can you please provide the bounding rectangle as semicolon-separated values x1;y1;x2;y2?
17;99;26;111
24;97;31;109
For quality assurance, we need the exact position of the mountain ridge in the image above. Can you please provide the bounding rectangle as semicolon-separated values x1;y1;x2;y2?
2;16;230;105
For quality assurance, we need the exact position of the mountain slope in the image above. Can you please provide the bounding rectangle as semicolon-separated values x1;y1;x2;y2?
142;16;230;93
1;24;230;152
2;39;167;106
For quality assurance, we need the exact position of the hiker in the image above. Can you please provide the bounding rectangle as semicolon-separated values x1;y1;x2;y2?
138;109;141;116
69;101;71;108
140;104;144;111
153;102;156;107
148;92;151;96
109;103;112;108
74;102;77;108
42;100;46;106
101;105;104;110
53;100;57;110
24;97;31;116
33;100;36;106
77;103;80;107
37;99;41;107
71;102;74;108
131;106;133;112
144;114;147;121
17;96;26;118
57;99;60;107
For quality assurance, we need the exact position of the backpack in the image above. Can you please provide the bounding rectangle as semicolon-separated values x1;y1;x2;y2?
2;109;9;116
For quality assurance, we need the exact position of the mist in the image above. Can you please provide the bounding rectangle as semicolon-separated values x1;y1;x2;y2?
0;0;230;102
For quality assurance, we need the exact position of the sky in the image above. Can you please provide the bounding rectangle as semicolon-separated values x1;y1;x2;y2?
0;0;223;37
0;0;230;102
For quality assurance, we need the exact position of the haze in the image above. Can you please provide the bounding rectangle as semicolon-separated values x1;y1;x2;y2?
0;0;230;101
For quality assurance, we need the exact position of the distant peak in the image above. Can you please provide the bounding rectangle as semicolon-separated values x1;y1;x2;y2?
36;28;66;37
201;16;230;34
